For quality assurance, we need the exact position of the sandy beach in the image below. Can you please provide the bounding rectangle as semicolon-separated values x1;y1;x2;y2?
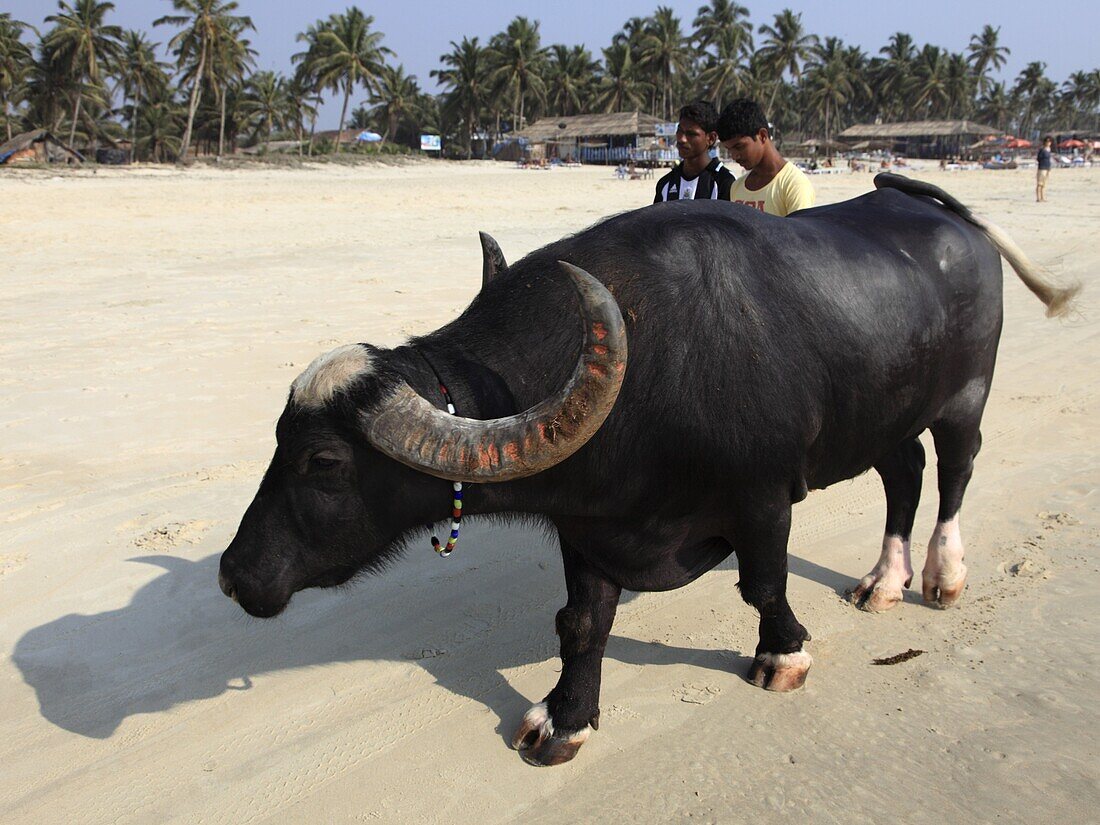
1;160;1097;823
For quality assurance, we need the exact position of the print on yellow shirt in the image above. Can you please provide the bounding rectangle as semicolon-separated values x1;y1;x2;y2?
728;161;816;217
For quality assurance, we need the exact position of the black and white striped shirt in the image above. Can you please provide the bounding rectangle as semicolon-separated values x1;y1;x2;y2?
653;158;735;203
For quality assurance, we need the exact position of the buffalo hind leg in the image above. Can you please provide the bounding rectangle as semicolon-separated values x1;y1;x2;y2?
924;423;981;607
849;438;925;612
735;496;813;691
512;537;620;766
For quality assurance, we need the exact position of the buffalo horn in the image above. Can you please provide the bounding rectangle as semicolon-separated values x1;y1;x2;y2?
479;231;508;286
363;262;627;482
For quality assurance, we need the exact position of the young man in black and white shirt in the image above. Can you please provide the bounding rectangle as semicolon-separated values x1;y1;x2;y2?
653;101;735;203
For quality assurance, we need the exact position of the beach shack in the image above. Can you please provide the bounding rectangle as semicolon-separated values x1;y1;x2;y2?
0;129;84;166
837;120;1002;159
510;112;662;164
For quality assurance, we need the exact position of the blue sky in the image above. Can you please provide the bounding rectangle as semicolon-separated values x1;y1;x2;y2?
9;0;1094;128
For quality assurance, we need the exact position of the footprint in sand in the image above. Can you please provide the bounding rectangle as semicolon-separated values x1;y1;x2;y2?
676;682;723;705
132;520;212;551
0;554;28;578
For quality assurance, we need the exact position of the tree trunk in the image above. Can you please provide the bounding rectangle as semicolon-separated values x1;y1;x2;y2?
3;97;11;142
131;91;140;164
179;46;207;163
307;111;316;157
69;91;83;148
336;80;351;153
466;106;474;160
218;84;227;158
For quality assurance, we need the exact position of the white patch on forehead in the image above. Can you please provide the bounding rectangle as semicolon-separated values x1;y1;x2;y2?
291;344;372;408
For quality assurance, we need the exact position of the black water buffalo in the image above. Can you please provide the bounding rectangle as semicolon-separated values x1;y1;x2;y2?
218;174;1077;766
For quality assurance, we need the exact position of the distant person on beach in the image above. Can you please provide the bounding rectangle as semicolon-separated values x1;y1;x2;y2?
717;99;814;216
1037;137;1053;202
653;101;735;202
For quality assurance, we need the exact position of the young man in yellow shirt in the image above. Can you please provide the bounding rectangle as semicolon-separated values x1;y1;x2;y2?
717;99;815;217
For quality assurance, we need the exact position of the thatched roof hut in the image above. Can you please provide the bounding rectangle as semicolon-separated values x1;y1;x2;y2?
837;120;1002;158
514;111;662;141
510;112;665;163
838;120;1001;139
0;129;84;165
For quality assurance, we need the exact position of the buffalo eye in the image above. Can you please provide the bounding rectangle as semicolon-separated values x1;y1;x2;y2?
308;452;343;472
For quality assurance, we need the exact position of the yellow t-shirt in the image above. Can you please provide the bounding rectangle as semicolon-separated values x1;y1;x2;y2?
728;161;815;216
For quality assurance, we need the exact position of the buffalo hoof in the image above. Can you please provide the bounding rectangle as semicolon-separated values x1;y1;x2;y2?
511;702;592;767
922;563;967;608
747;650;812;692
847;573;912;613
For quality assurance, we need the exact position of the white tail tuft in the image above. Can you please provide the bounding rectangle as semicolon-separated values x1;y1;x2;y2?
966;213;1082;318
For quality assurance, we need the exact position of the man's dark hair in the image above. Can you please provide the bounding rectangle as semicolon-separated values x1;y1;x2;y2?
678;101;719;134
717;99;769;141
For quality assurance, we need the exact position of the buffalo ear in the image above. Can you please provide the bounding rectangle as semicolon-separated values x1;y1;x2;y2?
479;231;508;287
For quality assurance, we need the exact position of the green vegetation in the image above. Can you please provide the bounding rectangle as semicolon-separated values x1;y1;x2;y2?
1;3;1096;162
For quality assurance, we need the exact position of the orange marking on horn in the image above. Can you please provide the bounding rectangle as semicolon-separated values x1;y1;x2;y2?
592;344;608;356
587;363;608;378
503;442;520;462
592;322;608;341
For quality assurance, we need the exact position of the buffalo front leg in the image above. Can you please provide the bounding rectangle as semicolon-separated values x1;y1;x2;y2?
513;537;620;766
734;496;812;691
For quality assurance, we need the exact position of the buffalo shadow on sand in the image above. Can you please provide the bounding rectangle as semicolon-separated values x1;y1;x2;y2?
13;522;855;742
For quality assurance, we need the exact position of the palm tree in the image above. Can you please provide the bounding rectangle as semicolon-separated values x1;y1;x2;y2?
967;25;1009;93
137;97;182;161
368;63;420;142
943;52;974;119
804;39;854;150
43;0;122;147
487;16;546;130
694;2;752;106
976;81;1012;133
638;7;691;120
283;73;317;156
291;21;328;156
697;27;749;104
592;41;649;113
757;9;819;114
210;19;254;157
154;0;253;161
241;70;288;151
1014;61;1049;137
296;7;391;153
115;30;167;162
693;0;751;54
432;37;489;158
0;14;36;141
546;44;597;116
1061;69;1100;131
876;32;916;120
912;45;949;118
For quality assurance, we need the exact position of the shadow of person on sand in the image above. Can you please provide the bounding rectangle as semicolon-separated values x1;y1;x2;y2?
12;524;853;741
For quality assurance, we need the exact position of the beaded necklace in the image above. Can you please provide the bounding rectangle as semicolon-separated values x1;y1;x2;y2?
417;350;463;557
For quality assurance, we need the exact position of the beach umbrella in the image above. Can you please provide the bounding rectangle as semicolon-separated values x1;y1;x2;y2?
1004;137;1032;149
356;131;383;143
1058;138;1085;149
